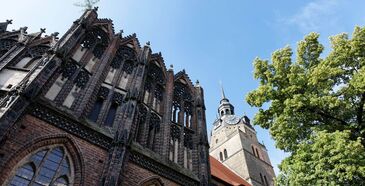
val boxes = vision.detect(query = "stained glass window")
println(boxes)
[8,146,72,186]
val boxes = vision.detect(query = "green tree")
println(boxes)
[277,130,365,185]
[74,0,100,10]
[246,26,365,185]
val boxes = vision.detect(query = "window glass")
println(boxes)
[9,146,72,186]
[9,163,34,186]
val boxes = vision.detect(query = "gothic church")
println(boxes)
[0,8,210,186]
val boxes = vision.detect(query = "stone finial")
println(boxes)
[146,41,150,46]
[195,80,201,87]
[94,6,99,11]
[51,32,59,37]
[169,64,173,70]
[21,26,28,31]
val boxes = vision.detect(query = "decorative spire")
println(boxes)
[220,81,226,100]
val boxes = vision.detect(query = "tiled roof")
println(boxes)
[210,156,251,186]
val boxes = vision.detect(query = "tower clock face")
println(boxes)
[225,115,240,125]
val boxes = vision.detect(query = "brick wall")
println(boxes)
[0,114,108,186]
[123,162,180,186]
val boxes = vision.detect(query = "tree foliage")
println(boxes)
[277,131,365,185]
[246,26,365,184]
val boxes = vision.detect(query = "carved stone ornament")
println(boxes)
[122,60,134,74]
[184,128,194,149]
[148,63,164,84]
[28,45,50,58]
[98,86,110,99]
[0,39,16,56]
[110,55,122,69]
[154,85,163,101]
[30,104,112,149]
[116,45,136,61]
[138,105,147,123]
[80,27,109,59]
[170,124,181,140]
[112,92,124,105]
[61,62,77,80]
[149,113,160,131]
[74,70,90,89]
[173,82,192,102]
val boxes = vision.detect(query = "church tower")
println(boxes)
[209,87,275,186]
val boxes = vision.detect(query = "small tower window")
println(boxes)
[215,139,218,144]
[225,109,230,115]
[252,146,256,156]
[264,175,269,186]
[219,152,223,161]
[260,173,264,185]
[255,148,260,159]
[224,149,228,159]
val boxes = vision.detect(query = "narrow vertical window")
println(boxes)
[105,103,118,127]
[88,98,104,122]
[252,146,256,156]
[219,152,223,161]
[260,173,264,185]
[256,148,260,159]
[224,149,228,159]
[264,175,269,186]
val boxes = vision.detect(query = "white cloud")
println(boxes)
[285,0,343,33]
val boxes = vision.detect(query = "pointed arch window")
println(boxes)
[144,62,165,113]
[8,146,72,186]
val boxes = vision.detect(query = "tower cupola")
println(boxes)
[218,85,234,117]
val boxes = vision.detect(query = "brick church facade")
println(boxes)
[0,8,210,186]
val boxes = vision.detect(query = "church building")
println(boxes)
[0,8,210,185]
[209,88,275,186]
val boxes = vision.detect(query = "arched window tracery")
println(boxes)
[107,46,136,88]
[87,86,124,127]
[170,81,194,168]
[135,106,148,143]
[172,82,193,128]
[147,112,161,150]
[143,62,165,113]
[8,146,73,186]
[80,27,109,59]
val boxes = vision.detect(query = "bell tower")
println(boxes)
[210,87,275,186]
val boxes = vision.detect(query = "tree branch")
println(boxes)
[357,92,365,128]
[308,107,348,127]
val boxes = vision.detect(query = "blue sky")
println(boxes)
[2,0,365,175]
